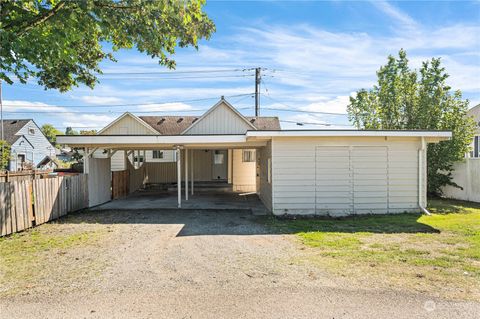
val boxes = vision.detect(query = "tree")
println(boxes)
[1,0,215,91]
[41,123,62,147]
[80,129,97,135]
[347,49,476,195]
[65,127,79,135]
[0,140,11,170]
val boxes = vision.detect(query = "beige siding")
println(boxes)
[232,149,256,192]
[184,102,253,135]
[257,142,272,211]
[442,158,480,202]
[111,151,126,171]
[272,137,423,216]
[100,114,156,135]
[87,158,111,207]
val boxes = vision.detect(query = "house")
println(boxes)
[57,98,451,215]
[2,119,56,171]
[441,104,480,202]
[467,104,479,158]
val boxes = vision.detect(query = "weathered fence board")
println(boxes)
[1,175,88,237]
[112,170,129,199]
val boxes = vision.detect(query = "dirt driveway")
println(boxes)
[1,210,479,318]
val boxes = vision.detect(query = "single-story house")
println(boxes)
[2,119,57,171]
[57,98,451,216]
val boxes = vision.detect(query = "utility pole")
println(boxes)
[255,67,261,117]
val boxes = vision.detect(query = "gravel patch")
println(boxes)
[1,209,479,318]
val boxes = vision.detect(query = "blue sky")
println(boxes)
[3,0,480,131]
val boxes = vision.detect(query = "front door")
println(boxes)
[212,150,228,180]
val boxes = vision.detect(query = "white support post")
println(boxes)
[185,148,189,200]
[84,147,89,174]
[191,149,194,195]
[177,147,182,208]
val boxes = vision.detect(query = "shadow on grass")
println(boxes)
[268,213,440,234]
[427,197,480,215]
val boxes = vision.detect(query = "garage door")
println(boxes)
[352,146,388,214]
[315,146,352,215]
[315,146,388,215]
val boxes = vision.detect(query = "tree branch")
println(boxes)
[5,1,67,36]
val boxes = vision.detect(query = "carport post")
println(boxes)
[176,147,182,208]
[191,150,194,195]
[185,148,189,200]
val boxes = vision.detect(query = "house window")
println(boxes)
[242,150,256,162]
[474,136,479,158]
[134,155,144,163]
[152,150,164,159]
[28,128,35,135]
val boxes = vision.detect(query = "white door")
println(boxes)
[212,150,228,180]
[315,146,352,215]
[352,146,388,214]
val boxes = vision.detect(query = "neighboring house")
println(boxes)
[2,119,56,171]
[58,98,450,214]
[467,104,480,158]
[442,104,480,202]
[56,147,75,162]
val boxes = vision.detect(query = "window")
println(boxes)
[152,150,164,159]
[133,155,144,163]
[28,128,35,135]
[474,136,479,158]
[242,150,255,162]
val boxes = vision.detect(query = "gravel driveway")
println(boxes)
[1,210,479,318]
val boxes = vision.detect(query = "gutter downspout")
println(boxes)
[419,137,431,215]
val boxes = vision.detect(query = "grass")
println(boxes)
[269,198,480,301]
[0,221,108,296]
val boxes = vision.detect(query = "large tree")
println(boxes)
[41,123,62,147]
[0,0,215,91]
[347,49,475,195]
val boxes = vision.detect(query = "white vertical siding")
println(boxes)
[184,102,253,135]
[257,142,272,211]
[100,114,155,135]
[87,158,111,207]
[272,137,423,216]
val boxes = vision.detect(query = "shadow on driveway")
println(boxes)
[57,209,440,236]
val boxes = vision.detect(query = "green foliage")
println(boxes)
[0,140,11,170]
[347,49,476,195]
[65,127,78,135]
[41,123,62,147]
[0,0,215,91]
[80,129,97,135]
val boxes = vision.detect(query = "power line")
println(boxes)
[2,107,252,115]
[3,93,254,108]
[279,120,352,127]
[96,74,255,80]
[262,95,348,116]
[99,68,254,75]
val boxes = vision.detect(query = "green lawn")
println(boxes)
[269,198,480,301]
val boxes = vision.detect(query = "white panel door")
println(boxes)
[315,146,352,215]
[352,146,388,214]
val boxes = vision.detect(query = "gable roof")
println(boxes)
[98,112,159,135]
[182,99,257,134]
[139,115,280,135]
[1,119,32,144]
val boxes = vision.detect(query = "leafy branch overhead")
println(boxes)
[347,49,476,195]
[0,0,215,91]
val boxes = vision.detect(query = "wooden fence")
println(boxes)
[0,170,52,183]
[0,175,88,237]
[112,170,129,199]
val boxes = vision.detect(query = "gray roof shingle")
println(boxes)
[1,119,31,144]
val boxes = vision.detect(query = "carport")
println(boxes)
[57,134,271,211]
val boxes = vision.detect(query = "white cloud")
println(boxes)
[370,0,419,31]
[79,96,124,105]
